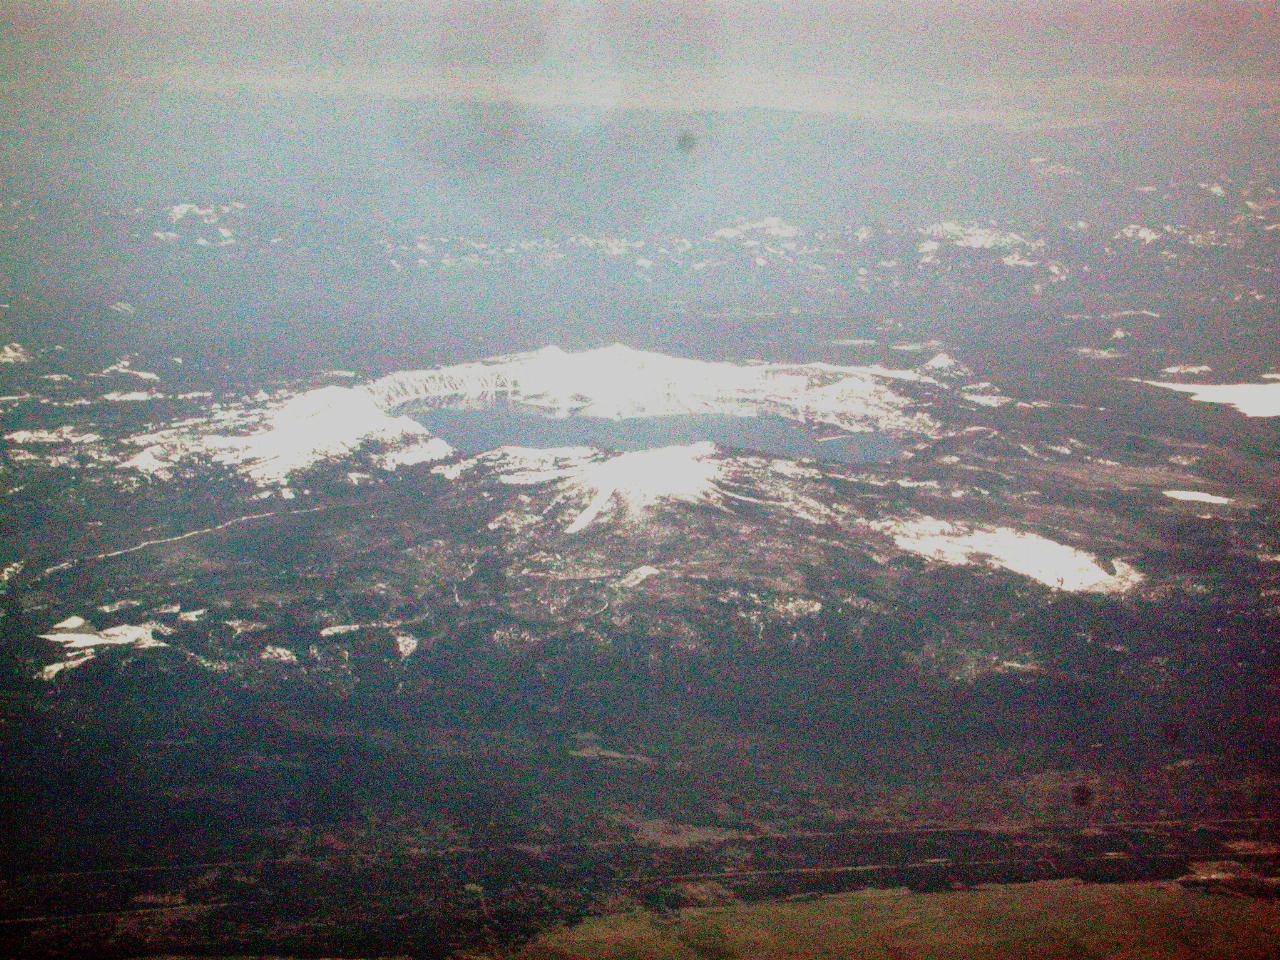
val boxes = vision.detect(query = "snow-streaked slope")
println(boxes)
[196,388,451,484]
[126,386,452,484]
[438,440,851,535]
[512,442,724,533]
[439,442,726,533]
[441,440,1145,594]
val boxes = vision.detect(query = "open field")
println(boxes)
[476,880,1280,960]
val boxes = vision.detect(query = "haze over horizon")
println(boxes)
[4,1,1280,128]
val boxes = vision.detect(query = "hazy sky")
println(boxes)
[4,1,1279,126]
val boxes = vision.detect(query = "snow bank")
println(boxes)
[875,518,1143,593]
[125,385,452,484]
[1164,490,1234,505]
[1142,377,1280,417]
[38,619,170,679]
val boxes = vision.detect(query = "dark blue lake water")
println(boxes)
[409,406,897,463]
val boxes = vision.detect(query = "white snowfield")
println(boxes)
[127,385,453,484]
[196,387,452,484]
[367,344,937,433]
[619,565,662,588]
[38,617,170,680]
[1164,490,1234,505]
[1142,375,1280,417]
[873,518,1143,593]
[124,345,939,486]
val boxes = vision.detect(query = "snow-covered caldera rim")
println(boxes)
[119,343,975,491]
[100,345,1146,598]
[363,343,947,423]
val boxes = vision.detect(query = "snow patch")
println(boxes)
[875,518,1143,593]
[125,386,453,484]
[1164,490,1234,505]
[319,624,361,637]
[394,634,419,658]
[103,359,160,381]
[1116,225,1162,244]
[102,390,162,402]
[1141,378,1280,417]
[964,393,1013,408]
[6,426,101,444]
[618,565,661,588]
[923,352,961,372]
[920,222,1039,250]
[38,619,170,679]
[97,600,141,613]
